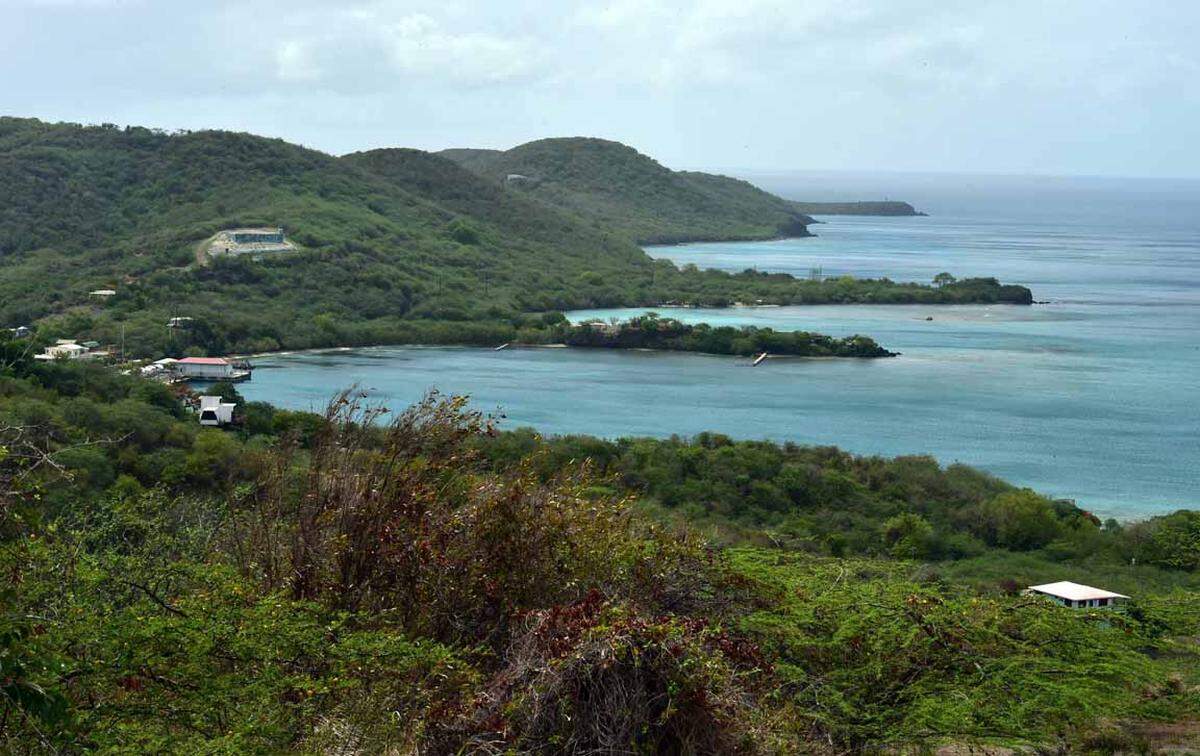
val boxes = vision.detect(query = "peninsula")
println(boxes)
[558,314,895,358]
[790,200,927,216]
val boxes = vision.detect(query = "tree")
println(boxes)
[205,381,243,406]
[447,218,480,245]
[881,512,934,559]
[0,331,36,377]
[970,490,1060,550]
[1131,511,1200,571]
[933,272,957,288]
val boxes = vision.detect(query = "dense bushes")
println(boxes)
[730,549,1191,749]
[476,428,1200,594]
[3,371,1197,751]
[1124,510,1200,570]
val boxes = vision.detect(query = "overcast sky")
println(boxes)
[4,0,1198,178]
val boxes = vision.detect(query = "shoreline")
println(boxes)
[232,341,896,362]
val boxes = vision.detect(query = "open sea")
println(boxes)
[238,173,1200,520]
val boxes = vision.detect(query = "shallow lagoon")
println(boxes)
[242,182,1200,519]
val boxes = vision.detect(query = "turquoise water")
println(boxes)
[240,177,1200,519]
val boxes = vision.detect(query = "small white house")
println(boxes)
[176,357,234,380]
[198,395,237,427]
[1026,581,1129,609]
[34,341,89,361]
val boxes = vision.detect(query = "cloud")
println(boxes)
[569,0,984,92]
[257,4,546,91]
[2,0,1198,175]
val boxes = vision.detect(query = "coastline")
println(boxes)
[231,339,895,362]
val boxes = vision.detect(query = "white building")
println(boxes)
[175,357,234,380]
[34,341,89,361]
[1026,581,1129,609]
[198,395,237,426]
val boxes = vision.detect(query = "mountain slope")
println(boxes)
[0,119,1031,357]
[0,118,656,352]
[439,137,815,244]
[435,147,502,173]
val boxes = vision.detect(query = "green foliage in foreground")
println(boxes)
[1,118,1030,359]
[729,549,1198,749]
[479,428,1200,594]
[2,363,1197,752]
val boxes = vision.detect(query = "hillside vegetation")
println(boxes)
[1,118,1029,359]
[440,137,817,244]
[0,119,647,352]
[1,355,1197,753]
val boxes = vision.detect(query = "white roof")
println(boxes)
[1028,581,1128,601]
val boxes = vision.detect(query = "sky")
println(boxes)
[3,0,1199,178]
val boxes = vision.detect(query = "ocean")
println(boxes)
[238,173,1200,519]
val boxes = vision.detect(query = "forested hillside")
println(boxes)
[440,137,817,244]
[0,118,650,353]
[1,118,1030,358]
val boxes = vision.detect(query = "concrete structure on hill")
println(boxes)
[198,395,237,426]
[207,227,295,258]
[1025,581,1128,609]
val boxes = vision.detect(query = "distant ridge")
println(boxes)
[790,200,926,217]
[439,137,815,245]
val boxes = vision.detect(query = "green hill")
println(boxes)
[0,118,1030,357]
[440,137,816,244]
[435,147,502,171]
[0,119,660,353]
